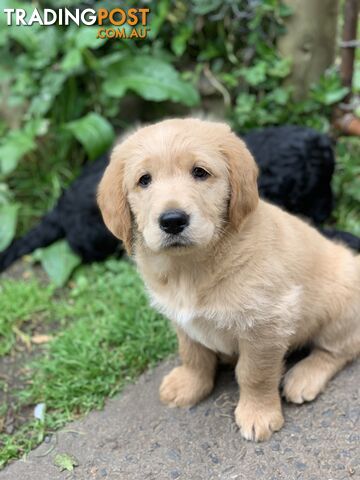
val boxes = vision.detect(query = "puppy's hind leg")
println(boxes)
[283,347,349,404]
[159,328,217,408]
[284,305,360,404]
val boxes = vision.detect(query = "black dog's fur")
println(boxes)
[0,126,359,273]
[247,126,335,223]
[0,155,121,272]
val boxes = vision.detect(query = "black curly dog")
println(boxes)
[0,126,359,273]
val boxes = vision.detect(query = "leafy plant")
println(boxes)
[0,203,18,251]
[332,138,360,236]
[34,240,82,287]
[54,453,79,472]
[0,0,200,256]
[65,113,116,160]
[103,55,200,105]
[0,0,353,284]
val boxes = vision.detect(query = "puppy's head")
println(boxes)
[98,118,258,255]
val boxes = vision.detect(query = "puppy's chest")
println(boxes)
[145,267,303,354]
[147,276,239,355]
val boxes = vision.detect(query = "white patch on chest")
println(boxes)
[148,282,303,355]
[149,290,238,355]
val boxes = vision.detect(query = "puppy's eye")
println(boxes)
[138,173,152,188]
[192,166,210,180]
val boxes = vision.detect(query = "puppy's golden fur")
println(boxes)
[98,118,360,441]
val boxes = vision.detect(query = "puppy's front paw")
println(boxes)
[235,399,284,442]
[159,366,214,408]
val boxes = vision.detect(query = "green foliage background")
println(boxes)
[1,1,355,248]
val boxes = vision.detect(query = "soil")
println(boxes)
[0,260,61,439]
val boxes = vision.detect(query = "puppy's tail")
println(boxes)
[0,209,64,273]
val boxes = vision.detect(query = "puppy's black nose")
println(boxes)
[159,209,189,235]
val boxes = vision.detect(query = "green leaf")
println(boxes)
[0,128,37,176]
[354,67,360,93]
[321,87,349,106]
[269,88,290,105]
[61,49,83,73]
[279,3,293,17]
[240,62,267,86]
[37,240,81,287]
[54,453,79,472]
[171,25,192,57]
[347,179,360,202]
[0,182,12,205]
[268,58,292,78]
[148,0,170,39]
[0,203,18,250]
[95,52,126,71]
[198,44,222,61]
[28,70,67,117]
[236,93,257,115]
[31,28,61,69]
[65,113,115,160]
[9,23,41,52]
[45,0,80,5]
[73,27,106,50]
[192,0,223,15]
[103,56,200,106]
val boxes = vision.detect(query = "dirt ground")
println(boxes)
[2,357,359,480]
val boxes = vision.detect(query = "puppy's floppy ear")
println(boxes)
[97,147,132,254]
[221,131,259,230]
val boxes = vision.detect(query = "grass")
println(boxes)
[0,260,176,467]
[0,280,54,356]
[0,137,359,469]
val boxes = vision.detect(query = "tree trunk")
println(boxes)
[340,0,359,102]
[278,0,340,100]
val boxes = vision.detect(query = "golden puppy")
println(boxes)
[98,118,360,441]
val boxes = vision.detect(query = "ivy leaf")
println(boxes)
[103,55,200,106]
[239,62,267,86]
[37,240,81,287]
[321,87,349,106]
[54,453,79,472]
[65,113,115,160]
[269,88,290,105]
[236,93,257,115]
[0,203,18,250]
[279,3,293,17]
[268,58,292,78]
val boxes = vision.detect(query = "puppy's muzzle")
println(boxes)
[159,209,190,235]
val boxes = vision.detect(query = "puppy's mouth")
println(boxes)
[161,235,193,249]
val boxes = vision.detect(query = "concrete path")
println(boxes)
[1,358,359,480]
